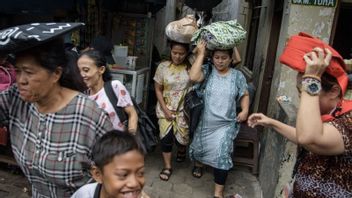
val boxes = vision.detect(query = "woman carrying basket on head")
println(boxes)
[188,20,250,198]
[155,16,198,181]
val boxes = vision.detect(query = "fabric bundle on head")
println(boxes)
[165,15,198,44]
[279,32,348,94]
[279,32,352,121]
[0,22,84,54]
[191,20,246,50]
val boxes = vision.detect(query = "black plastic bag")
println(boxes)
[104,81,158,152]
[183,64,212,139]
[183,89,203,139]
[131,99,158,153]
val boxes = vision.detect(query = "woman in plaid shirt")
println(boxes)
[0,34,114,197]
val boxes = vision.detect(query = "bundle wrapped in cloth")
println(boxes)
[165,15,198,44]
[191,20,247,50]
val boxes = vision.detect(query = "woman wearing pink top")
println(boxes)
[77,50,138,133]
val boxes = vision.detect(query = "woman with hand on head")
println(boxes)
[0,23,114,198]
[154,41,191,181]
[77,50,138,134]
[188,40,250,198]
[248,47,352,197]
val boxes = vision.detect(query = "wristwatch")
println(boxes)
[301,77,321,96]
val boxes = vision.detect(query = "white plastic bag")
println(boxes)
[165,15,198,44]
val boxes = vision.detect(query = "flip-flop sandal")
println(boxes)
[159,168,172,181]
[214,194,242,198]
[192,166,203,178]
[176,150,186,162]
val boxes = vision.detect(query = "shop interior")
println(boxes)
[332,0,352,62]
[0,0,166,115]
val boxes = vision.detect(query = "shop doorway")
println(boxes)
[244,0,262,72]
[256,0,284,115]
[331,1,352,59]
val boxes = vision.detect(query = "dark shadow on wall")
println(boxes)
[332,3,352,59]
[146,45,161,133]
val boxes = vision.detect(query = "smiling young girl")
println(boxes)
[77,50,138,133]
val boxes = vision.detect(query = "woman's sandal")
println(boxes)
[159,168,172,181]
[192,166,203,178]
[176,150,186,162]
[214,194,242,198]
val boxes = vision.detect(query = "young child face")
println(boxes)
[96,150,145,198]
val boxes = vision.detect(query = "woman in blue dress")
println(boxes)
[189,40,250,198]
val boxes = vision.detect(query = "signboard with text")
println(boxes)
[292,0,337,7]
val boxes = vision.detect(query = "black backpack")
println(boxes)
[104,81,158,152]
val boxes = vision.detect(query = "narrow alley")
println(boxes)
[0,147,262,198]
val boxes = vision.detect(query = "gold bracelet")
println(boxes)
[302,74,321,81]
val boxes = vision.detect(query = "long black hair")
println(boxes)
[78,49,112,82]
[65,50,88,92]
[321,72,341,96]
